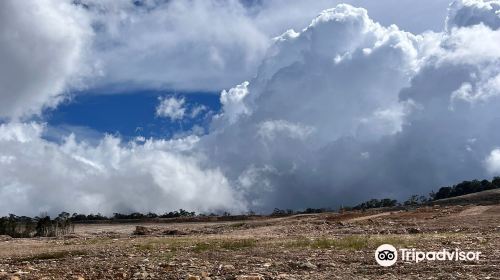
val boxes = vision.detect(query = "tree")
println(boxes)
[403,195,419,206]
[434,186,452,200]
[492,177,500,188]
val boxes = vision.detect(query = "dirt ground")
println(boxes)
[0,204,499,279]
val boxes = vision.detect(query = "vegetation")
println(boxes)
[345,177,500,210]
[0,212,73,238]
[16,250,86,262]
[70,208,198,222]
[193,238,257,252]
[431,178,500,200]
[352,198,398,210]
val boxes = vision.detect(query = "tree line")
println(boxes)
[431,177,500,200]
[70,209,199,221]
[0,212,73,238]
[343,177,500,211]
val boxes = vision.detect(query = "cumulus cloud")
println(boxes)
[0,0,455,120]
[198,0,500,210]
[156,96,186,120]
[79,0,269,91]
[0,0,92,120]
[0,122,245,216]
[484,148,500,174]
[72,0,453,92]
[218,81,251,124]
[257,120,315,142]
[446,0,500,30]
[156,96,211,122]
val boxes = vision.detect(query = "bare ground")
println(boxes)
[0,204,499,280]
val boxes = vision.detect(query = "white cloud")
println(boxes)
[257,120,314,142]
[0,122,245,216]
[0,0,92,120]
[485,148,500,174]
[72,0,453,92]
[156,96,186,120]
[156,96,211,121]
[190,105,208,118]
[81,0,269,91]
[446,0,500,30]
[218,81,251,124]
[0,0,456,116]
[198,0,500,210]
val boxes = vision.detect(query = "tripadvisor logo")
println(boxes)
[375,244,397,266]
[375,244,481,267]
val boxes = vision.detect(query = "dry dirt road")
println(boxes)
[0,204,499,279]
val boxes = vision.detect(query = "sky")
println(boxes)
[1,0,500,216]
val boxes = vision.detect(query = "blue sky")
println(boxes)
[43,91,221,141]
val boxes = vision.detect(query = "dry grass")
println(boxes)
[16,250,86,262]
[193,238,257,252]
[286,235,414,250]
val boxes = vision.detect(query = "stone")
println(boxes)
[407,227,422,234]
[222,264,235,271]
[133,226,151,235]
[299,261,317,269]
[0,235,12,241]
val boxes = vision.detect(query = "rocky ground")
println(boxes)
[0,204,499,279]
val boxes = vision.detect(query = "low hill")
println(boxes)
[431,188,500,205]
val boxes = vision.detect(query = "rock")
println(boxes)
[133,226,151,235]
[407,227,422,234]
[299,261,317,270]
[133,272,150,279]
[0,235,12,241]
[186,275,201,280]
[222,264,235,271]
[236,275,265,280]
[114,272,127,278]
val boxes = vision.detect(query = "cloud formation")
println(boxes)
[1,0,500,215]
[485,148,500,174]
[200,0,500,210]
[0,122,245,216]
[156,96,186,120]
[0,0,454,119]
[70,0,454,92]
[0,0,91,120]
